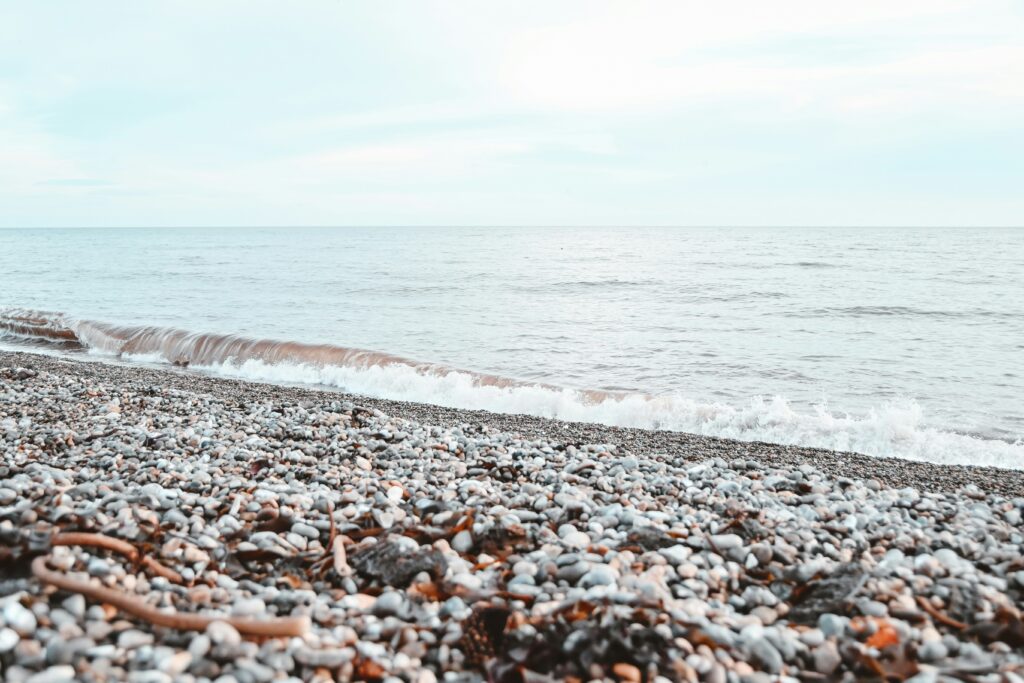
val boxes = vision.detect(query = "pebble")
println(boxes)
[562,530,591,549]
[118,629,155,649]
[818,613,848,637]
[291,522,319,540]
[580,566,616,588]
[748,638,783,673]
[451,529,473,554]
[25,666,76,683]
[710,534,744,551]
[0,627,19,653]
[1,355,1023,682]
[919,641,948,662]
[813,642,842,674]
[374,591,404,616]
[187,634,212,659]
[206,621,242,647]
[3,601,37,636]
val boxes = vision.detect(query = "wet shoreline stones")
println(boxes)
[0,353,1022,681]
[3,349,1022,499]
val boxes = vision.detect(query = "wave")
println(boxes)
[790,261,843,268]
[790,306,1018,320]
[2,308,1022,470]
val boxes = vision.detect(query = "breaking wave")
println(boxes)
[2,308,1021,470]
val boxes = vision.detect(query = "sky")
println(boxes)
[1,1,1022,227]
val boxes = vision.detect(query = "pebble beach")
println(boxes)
[1,350,1023,683]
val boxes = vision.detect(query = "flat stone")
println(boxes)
[451,529,473,554]
[813,641,841,674]
[0,627,19,653]
[25,666,76,683]
[206,621,241,646]
[291,522,320,540]
[579,566,616,588]
[118,629,155,649]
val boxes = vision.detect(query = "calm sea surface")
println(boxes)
[1,227,1022,468]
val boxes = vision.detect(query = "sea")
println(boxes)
[1,226,1021,469]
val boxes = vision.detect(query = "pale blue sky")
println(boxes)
[2,1,1022,227]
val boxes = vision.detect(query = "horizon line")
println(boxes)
[3,224,1023,230]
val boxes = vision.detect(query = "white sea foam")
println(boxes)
[6,304,1022,470]
[186,356,1024,470]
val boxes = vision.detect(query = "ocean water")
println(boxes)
[1,226,1022,469]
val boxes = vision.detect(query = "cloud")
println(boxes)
[497,1,1024,116]
[0,1,1021,226]
[36,178,113,187]
[0,99,80,191]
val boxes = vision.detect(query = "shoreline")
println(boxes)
[1,349,1023,680]
[3,349,1022,498]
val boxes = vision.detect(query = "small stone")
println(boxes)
[118,629,155,649]
[751,606,778,625]
[87,558,111,577]
[562,531,591,549]
[612,662,642,682]
[127,673,171,683]
[372,509,395,529]
[2,601,37,636]
[374,590,404,616]
[61,595,86,620]
[291,522,320,540]
[799,628,825,647]
[709,534,744,551]
[206,621,241,646]
[818,613,848,637]
[451,530,473,554]
[160,651,193,676]
[861,600,888,617]
[678,563,699,579]
[556,561,590,583]
[580,566,616,588]
[0,627,19,653]
[25,666,76,683]
[919,640,948,662]
[814,641,841,674]
[450,572,482,591]
[231,598,265,617]
[188,634,211,659]
[294,647,354,668]
[749,543,773,566]
[660,545,689,565]
[748,638,783,673]
[512,561,537,576]
[440,596,467,618]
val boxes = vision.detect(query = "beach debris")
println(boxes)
[788,562,868,623]
[348,535,448,587]
[459,605,511,668]
[31,555,311,638]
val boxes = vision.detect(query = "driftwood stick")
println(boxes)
[915,595,967,630]
[52,532,185,585]
[33,535,311,638]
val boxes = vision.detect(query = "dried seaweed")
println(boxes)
[459,605,511,667]
[489,606,671,682]
[348,536,447,588]
[788,563,867,624]
[621,528,678,552]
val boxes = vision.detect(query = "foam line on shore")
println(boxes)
[186,356,1024,470]
[3,307,1022,470]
